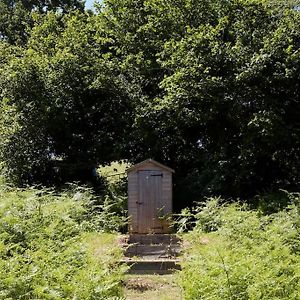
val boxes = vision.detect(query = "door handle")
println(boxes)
[136,201,143,205]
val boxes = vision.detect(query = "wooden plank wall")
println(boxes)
[127,162,173,233]
[128,172,138,232]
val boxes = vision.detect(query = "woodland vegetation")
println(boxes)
[0,180,125,299]
[180,193,300,299]
[1,0,300,299]
[1,0,299,206]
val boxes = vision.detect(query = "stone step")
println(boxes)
[121,259,181,275]
[127,234,181,245]
[124,244,181,258]
[119,234,182,275]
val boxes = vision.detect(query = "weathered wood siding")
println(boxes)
[127,161,173,234]
[128,172,138,233]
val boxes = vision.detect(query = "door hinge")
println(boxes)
[150,174,163,177]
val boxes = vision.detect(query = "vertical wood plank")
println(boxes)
[128,161,173,234]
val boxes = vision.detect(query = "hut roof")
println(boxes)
[126,159,175,173]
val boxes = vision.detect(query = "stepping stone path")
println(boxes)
[119,234,182,275]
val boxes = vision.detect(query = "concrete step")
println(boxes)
[121,259,181,275]
[127,234,181,245]
[124,244,181,258]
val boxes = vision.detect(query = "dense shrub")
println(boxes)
[96,161,129,233]
[180,194,300,300]
[0,183,125,299]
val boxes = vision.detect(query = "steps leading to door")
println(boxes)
[124,244,181,257]
[122,259,181,275]
[126,234,181,245]
[120,234,182,275]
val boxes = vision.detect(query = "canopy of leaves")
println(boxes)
[0,0,84,45]
[1,12,136,184]
[0,0,299,202]
[97,0,300,201]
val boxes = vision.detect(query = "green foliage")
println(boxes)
[0,184,125,299]
[0,12,135,185]
[0,0,300,202]
[179,195,300,299]
[155,0,300,198]
[255,191,290,214]
[0,0,84,46]
[94,190,128,233]
[173,207,194,233]
[103,0,300,199]
[96,162,129,232]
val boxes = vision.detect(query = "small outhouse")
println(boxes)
[127,159,174,234]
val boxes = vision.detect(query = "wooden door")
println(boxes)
[137,170,164,233]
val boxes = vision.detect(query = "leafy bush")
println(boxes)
[0,184,126,299]
[180,195,300,300]
[95,162,129,233]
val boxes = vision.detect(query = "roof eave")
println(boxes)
[126,159,175,173]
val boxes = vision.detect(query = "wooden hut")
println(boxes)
[127,159,174,234]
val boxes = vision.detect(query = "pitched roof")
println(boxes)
[126,159,175,173]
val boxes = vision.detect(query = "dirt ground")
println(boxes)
[123,274,182,300]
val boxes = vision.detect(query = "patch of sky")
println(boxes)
[294,5,300,11]
[85,0,94,9]
[85,0,102,10]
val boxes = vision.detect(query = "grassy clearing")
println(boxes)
[124,274,182,300]
[179,196,300,300]
[0,185,125,299]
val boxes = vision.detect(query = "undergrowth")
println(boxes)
[0,183,126,300]
[96,161,129,233]
[179,194,300,300]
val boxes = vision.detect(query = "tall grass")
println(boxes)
[179,194,300,300]
[0,184,125,299]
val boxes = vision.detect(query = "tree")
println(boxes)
[154,1,300,197]
[99,0,300,200]
[0,12,136,185]
[0,0,84,45]
[1,0,300,201]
